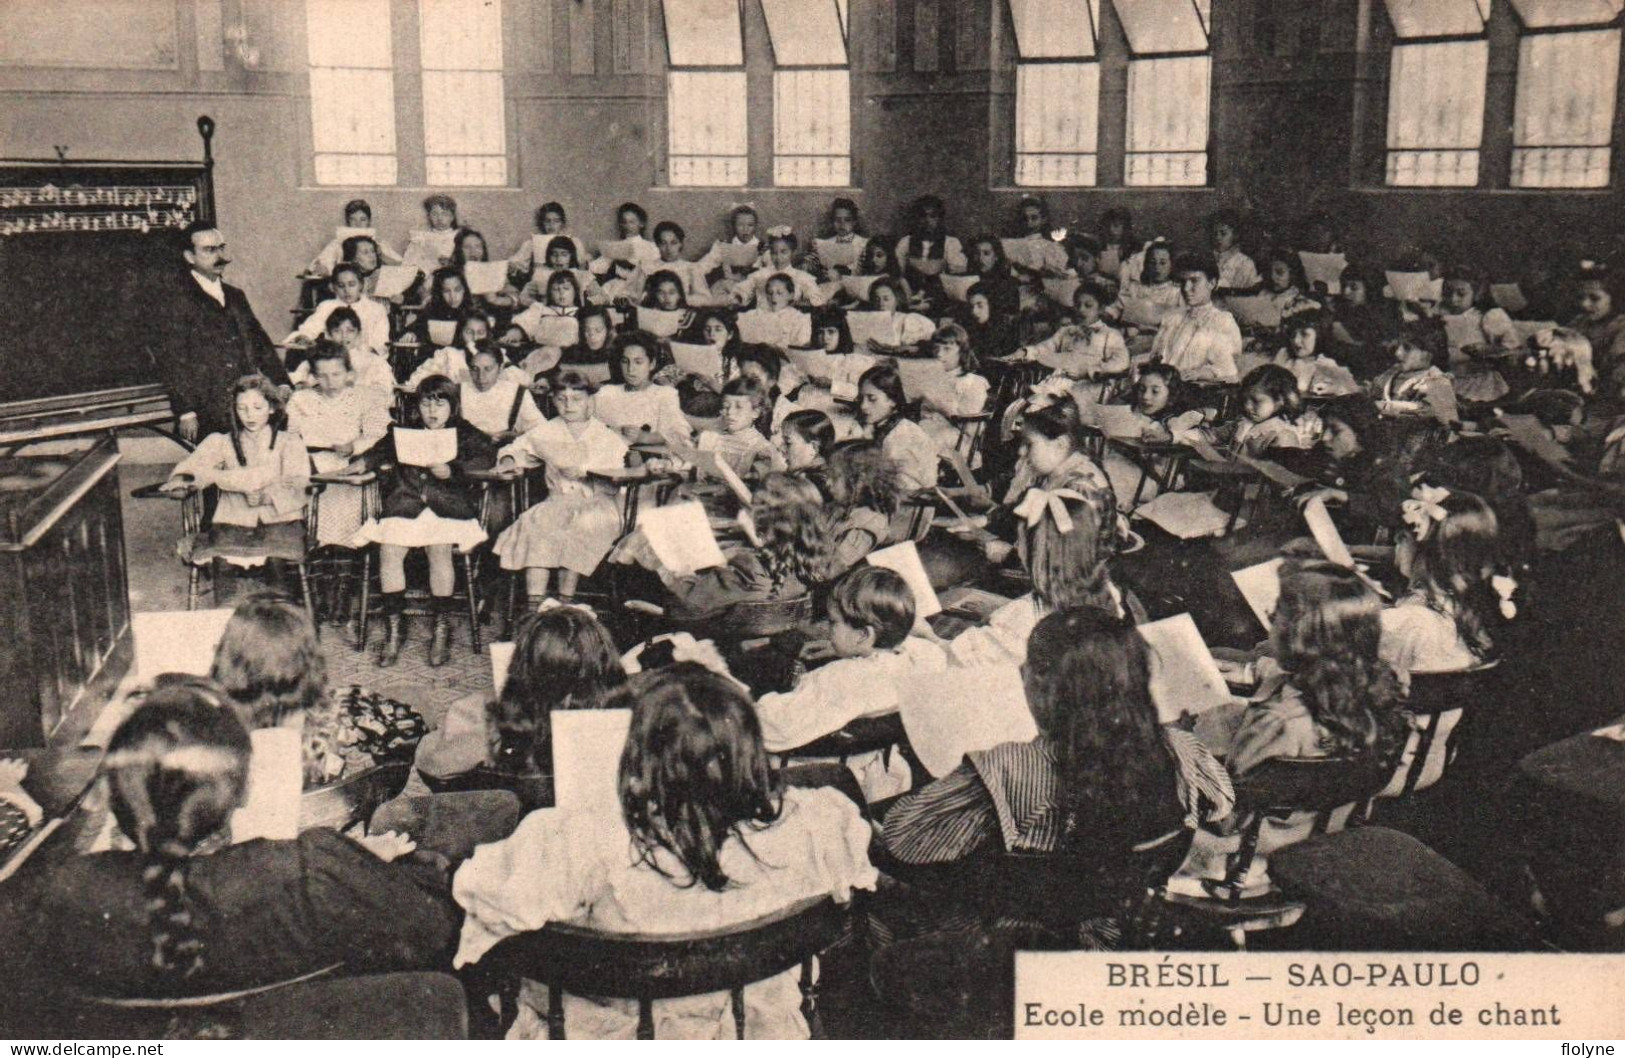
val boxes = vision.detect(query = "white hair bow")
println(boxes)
[765,224,794,240]
[1491,574,1518,620]
[1012,487,1087,535]
[103,745,242,778]
[1401,483,1451,541]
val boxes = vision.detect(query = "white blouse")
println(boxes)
[459,379,545,439]
[289,296,392,354]
[592,383,693,444]
[1151,303,1244,383]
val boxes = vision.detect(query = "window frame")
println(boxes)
[1507,5,1625,189]
[1007,0,1104,188]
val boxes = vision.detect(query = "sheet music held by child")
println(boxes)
[669,341,724,379]
[1302,495,1356,568]
[1231,557,1286,630]
[636,501,727,575]
[393,427,460,467]
[373,264,422,300]
[898,664,1035,779]
[842,275,880,301]
[531,315,581,349]
[814,237,861,272]
[1134,490,1233,539]
[1298,252,1347,295]
[1001,238,1065,273]
[719,241,761,271]
[489,640,516,696]
[463,261,511,296]
[638,308,687,338]
[867,541,942,618]
[229,726,302,843]
[551,709,633,813]
[940,274,979,302]
[844,311,893,349]
[1043,276,1081,307]
[1385,270,1436,303]
[1491,283,1528,314]
[1094,403,1145,439]
[1222,294,1284,330]
[1137,614,1233,725]
[426,319,459,347]
[1120,298,1174,331]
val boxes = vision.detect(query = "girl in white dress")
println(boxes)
[286,343,392,545]
[493,370,631,607]
[592,331,693,445]
[286,263,392,355]
[737,274,813,349]
[917,322,990,458]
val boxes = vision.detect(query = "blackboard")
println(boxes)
[0,152,214,405]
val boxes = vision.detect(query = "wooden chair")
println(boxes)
[668,594,815,643]
[1109,437,1193,512]
[468,895,852,1039]
[948,411,992,465]
[776,712,926,788]
[306,469,383,628]
[1161,756,1389,948]
[298,761,411,834]
[1374,661,1499,802]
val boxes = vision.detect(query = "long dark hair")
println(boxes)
[826,438,901,517]
[103,681,252,980]
[1405,489,1508,661]
[1023,608,1178,847]
[617,664,782,891]
[209,594,326,731]
[226,374,286,466]
[488,607,627,776]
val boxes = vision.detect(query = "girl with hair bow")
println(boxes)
[1382,483,1518,679]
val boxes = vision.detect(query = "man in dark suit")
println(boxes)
[150,220,290,442]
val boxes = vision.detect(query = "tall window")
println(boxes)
[1510,0,1623,188]
[1010,0,1102,187]
[306,0,397,186]
[419,0,507,186]
[1383,0,1491,186]
[1118,0,1213,186]
[663,0,748,187]
[763,0,851,186]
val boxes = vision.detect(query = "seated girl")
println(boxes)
[1198,363,1312,457]
[459,343,545,443]
[1090,364,1205,511]
[634,268,696,337]
[1208,208,1261,295]
[509,202,590,286]
[858,362,939,493]
[587,201,662,277]
[554,304,618,385]
[25,683,458,1003]
[1150,251,1242,383]
[672,309,745,416]
[1330,268,1404,378]
[696,376,782,479]
[286,262,392,355]
[166,375,310,570]
[352,376,497,667]
[824,438,901,572]
[1569,261,1625,391]
[415,606,628,808]
[411,266,480,349]
[405,315,493,390]
[805,197,868,287]
[340,233,389,299]
[962,235,1023,320]
[1381,485,1513,678]
[1259,248,1323,325]
[963,281,1022,361]
[917,322,991,457]
[1015,279,1129,406]
[306,197,401,276]
[450,227,520,316]
[849,237,913,309]
[697,204,767,302]
[755,566,946,797]
[291,306,395,395]
[1273,312,1360,396]
[506,268,584,350]
[592,330,692,445]
[633,473,833,624]
[734,343,802,440]
[517,235,601,308]
[1437,265,1518,405]
[493,370,630,608]
[649,220,713,307]
[452,663,876,1039]
[780,408,837,480]
[1281,394,1436,543]
[856,277,936,355]
[737,273,813,349]
[286,343,392,545]
[211,595,426,793]
[1369,324,1460,426]
[731,228,825,308]
[1115,237,1182,317]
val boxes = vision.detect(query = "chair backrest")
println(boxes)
[298,762,411,833]
[1376,660,1499,799]
[678,595,813,640]
[779,711,907,761]
[61,965,339,1039]
[1235,756,1388,819]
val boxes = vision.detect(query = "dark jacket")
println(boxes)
[364,419,497,521]
[149,271,289,434]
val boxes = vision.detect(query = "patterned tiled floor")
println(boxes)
[120,463,491,733]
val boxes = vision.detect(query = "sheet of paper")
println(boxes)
[894,357,946,404]
[940,274,979,302]
[636,500,727,574]
[489,640,515,696]
[1138,613,1233,725]
[1134,490,1232,539]
[1385,270,1436,303]
[843,311,895,349]
[1444,314,1486,351]
[1222,294,1283,329]
[131,608,234,683]
[637,307,687,338]
[426,319,459,347]
[393,427,459,467]
[814,237,861,271]
[1298,252,1347,295]
[667,342,722,382]
[530,315,581,349]
[1002,237,1066,273]
[1302,496,1355,568]
[1095,403,1144,439]
[1491,283,1527,314]
[597,237,641,265]
[230,726,302,843]
[937,585,1013,622]
[1231,557,1286,630]
[372,264,421,299]
[1120,298,1174,331]
[463,260,511,296]
[1043,276,1081,307]
[842,275,880,301]
[899,665,1035,779]
[867,541,942,618]
[406,229,456,268]
[719,241,761,271]
[689,448,752,505]
[551,709,633,813]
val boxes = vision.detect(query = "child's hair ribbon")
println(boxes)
[1401,483,1451,541]
[1013,487,1087,535]
[1491,573,1518,620]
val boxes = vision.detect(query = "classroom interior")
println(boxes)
[2,0,1624,1041]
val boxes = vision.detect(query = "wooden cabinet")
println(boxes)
[0,435,132,747]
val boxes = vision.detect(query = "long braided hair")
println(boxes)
[102,680,251,981]
[225,374,287,467]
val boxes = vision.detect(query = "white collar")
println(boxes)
[192,270,226,305]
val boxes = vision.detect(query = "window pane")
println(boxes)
[1509,0,1619,28]
[424,70,506,184]
[309,67,397,153]
[1125,55,1209,186]
[420,0,503,70]
[1386,39,1486,185]
[762,0,846,65]
[662,0,744,66]
[315,154,398,185]
[1383,0,1489,38]
[1113,0,1208,54]
[774,69,850,186]
[306,0,392,68]
[669,70,747,186]
[1512,28,1618,187]
[1009,0,1100,58]
[1016,61,1099,186]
